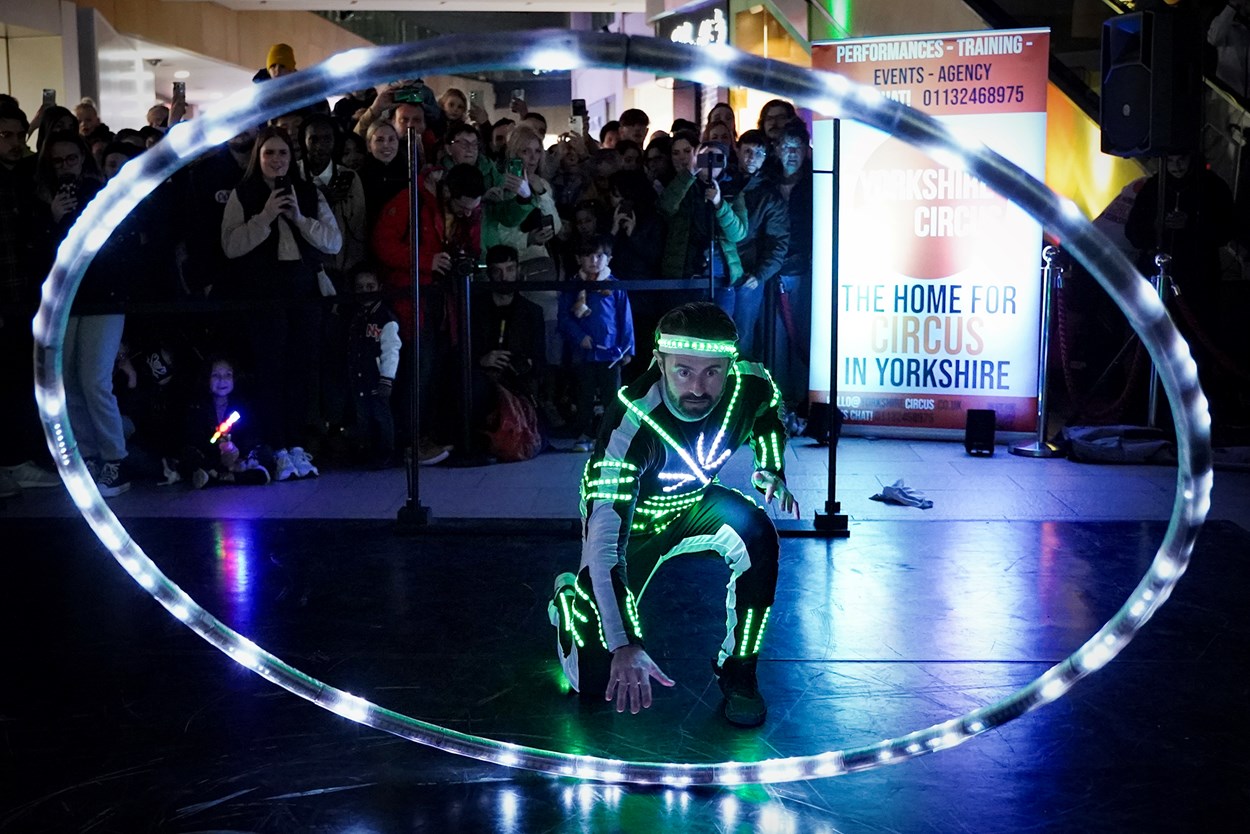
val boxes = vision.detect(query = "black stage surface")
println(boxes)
[2,517,1248,832]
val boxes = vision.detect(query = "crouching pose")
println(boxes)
[549,302,798,727]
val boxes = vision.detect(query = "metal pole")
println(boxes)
[1012,245,1063,457]
[814,117,848,536]
[397,126,429,526]
[1146,252,1172,429]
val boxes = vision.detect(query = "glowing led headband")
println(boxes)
[656,333,739,357]
[33,30,1211,787]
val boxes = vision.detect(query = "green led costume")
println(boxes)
[550,353,787,696]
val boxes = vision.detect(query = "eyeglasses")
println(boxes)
[52,153,82,167]
[450,139,479,148]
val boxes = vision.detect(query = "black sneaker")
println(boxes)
[715,656,767,728]
[96,460,131,498]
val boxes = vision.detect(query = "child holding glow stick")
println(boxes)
[171,357,273,488]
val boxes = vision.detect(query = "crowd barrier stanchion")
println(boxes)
[398,126,430,526]
[1146,252,1172,430]
[1012,245,1065,458]
[814,117,849,536]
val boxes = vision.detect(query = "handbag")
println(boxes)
[486,383,544,462]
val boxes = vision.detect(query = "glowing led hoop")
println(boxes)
[34,30,1211,786]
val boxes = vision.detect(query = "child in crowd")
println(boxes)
[558,235,634,452]
[347,267,401,467]
[171,357,273,488]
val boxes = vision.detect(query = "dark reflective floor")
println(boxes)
[3,518,1248,832]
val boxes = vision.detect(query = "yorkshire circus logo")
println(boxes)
[853,138,1008,280]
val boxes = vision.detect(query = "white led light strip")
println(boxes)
[32,31,1212,785]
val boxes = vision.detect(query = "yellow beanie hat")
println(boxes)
[266,43,296,71]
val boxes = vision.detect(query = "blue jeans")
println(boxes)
[64,314,127,462]
[715,279,766,360]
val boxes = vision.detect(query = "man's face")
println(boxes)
[738,142,767,175]
[488,258,519,283]
[658,353,730,420]
[354,273,380,295]
[776,137,806,177]
[1165,155,1191,179]
[269,63,294,79]
[393,103,426,136]
[620,121,648,144]
[304,124,335,168]
[0,119,26,164]
[447,131,479,166]
[761,105,790,140]
[448,194,481,218]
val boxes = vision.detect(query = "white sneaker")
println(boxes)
[274,449,297,482]
[417,440,452,466]
[289,446,319,478]
[2,461,61,489]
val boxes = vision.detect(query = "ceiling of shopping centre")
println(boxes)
[196,1,645,11]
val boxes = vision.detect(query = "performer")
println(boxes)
[549,302,798,727]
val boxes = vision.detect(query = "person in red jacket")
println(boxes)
[371,163,485,462]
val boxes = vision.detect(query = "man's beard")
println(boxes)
[676,396,713,419]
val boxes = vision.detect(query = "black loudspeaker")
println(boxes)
[965,409,996,456]
[1100,10,1202,158]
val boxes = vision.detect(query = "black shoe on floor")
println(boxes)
[715,656,767,728]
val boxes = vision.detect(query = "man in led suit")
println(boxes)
[549,302,798,727]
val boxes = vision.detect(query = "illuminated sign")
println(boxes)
[811,28,1051,433]
[655,2,728,47]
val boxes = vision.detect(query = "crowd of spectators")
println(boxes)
[0,41,819,500]
[2,36,1245,501]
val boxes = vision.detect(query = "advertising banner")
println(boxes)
[810,29,1050,433]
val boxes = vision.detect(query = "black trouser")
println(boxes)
[560,484,779,696]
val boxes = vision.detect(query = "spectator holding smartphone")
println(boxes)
[221,126,342,476]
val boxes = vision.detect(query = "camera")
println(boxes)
[446,248,477,282]
[696,150,725,171]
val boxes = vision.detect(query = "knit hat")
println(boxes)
[266,43,296,71]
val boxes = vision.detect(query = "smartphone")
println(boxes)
[617,199,634,216]
[172,81,186,99]
[507,158,524,177]
[569,115,585,136]
[511,88,525,103]
[571,98,587,118]
[469,89,481,105]
[330,169,352,191]
[273,175,290,193]
[540,214,555,232]
[42,88,56,107]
